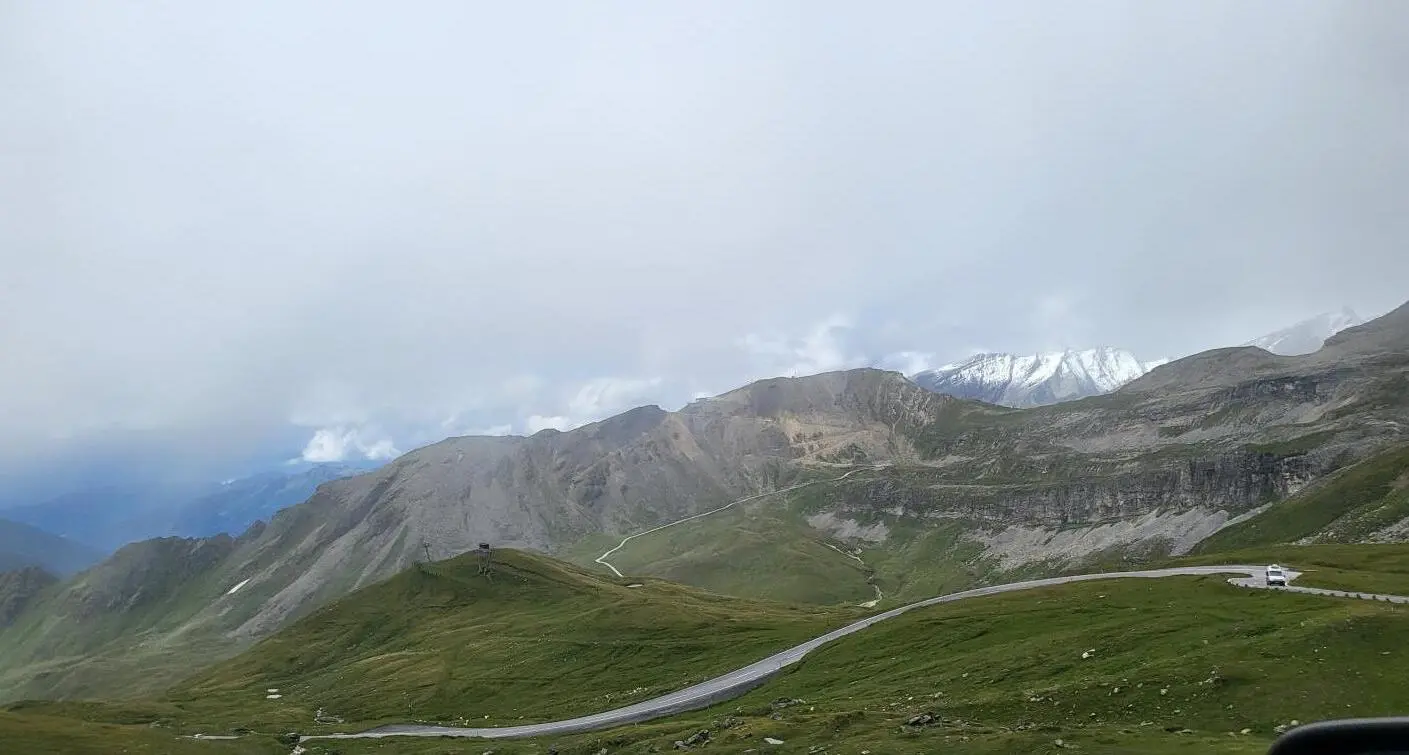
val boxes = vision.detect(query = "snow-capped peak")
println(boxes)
[1245,307,1364,356]
[913,347,1163,407]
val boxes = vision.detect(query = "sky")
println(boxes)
[3,1,1408,472]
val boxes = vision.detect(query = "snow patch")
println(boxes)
[265,694,282,700]
[1245,307,1364,355]
[972,508,1237,569]
[225,578,251,596]
[807,511,889,543]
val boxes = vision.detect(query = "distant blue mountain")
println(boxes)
[0,423,326,513]
[1,461,382,552]
[1,484,203,552]
[166,461,381,538]
[0,517,104,576]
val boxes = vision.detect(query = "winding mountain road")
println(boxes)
[306,565,1409,744]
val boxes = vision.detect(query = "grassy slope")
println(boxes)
[0,537,248,703]
[305,574,1409,755]
[584,468,995,607]
[0,708,281,755]
[600,495,877,605]
[16,547,1409,754]
[1196,443,1409,552]
[161,549,854,735]
[861,516,993,603]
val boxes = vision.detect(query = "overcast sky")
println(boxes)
[3,1,1407,470]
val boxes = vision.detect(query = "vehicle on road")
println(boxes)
[1266,564,1287,586]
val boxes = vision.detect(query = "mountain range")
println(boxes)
[165,461,384,540]
[0,307,1360,556]
[0,518,102,576]
[1,298,1407,702]
[910,347,1167,407]
[906,307,1363,407]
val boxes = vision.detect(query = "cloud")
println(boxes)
[567,377,663,418]
[525,415,572,434]
[1029,293,1093,352]
[440,420,514,438]
[298,427,401,463]
[740,315,867,378]
[878,350,935,376]
[2,3,1407,470]
[521,376,666,434]
[499,375,547,402]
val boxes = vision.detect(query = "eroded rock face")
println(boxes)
[971,509,1238,569]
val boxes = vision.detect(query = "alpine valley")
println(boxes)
[1,300,1407,714]
[0,302,1403,755]
[2,301,1409,712]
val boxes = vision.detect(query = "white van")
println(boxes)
[1266,564,1287,587]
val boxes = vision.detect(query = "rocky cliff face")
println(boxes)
[804,446,1330,574]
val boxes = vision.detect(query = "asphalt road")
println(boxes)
[307,564,1409,743]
